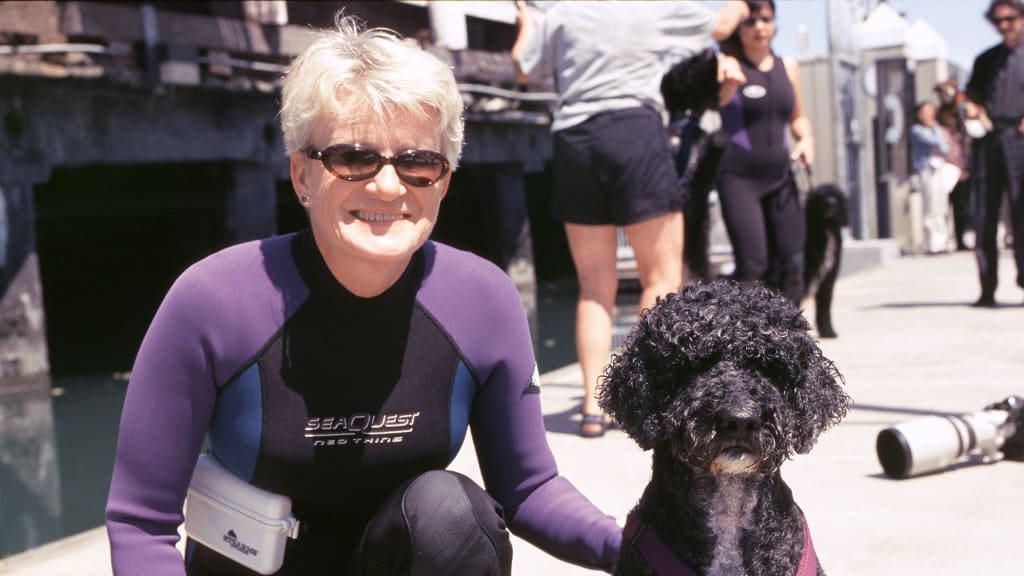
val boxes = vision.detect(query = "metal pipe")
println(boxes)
[0,43,112,55]
[456,83,557,103]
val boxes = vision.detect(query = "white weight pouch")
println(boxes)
[184,453,300,575]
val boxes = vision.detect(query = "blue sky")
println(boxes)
[709,0,1001,72]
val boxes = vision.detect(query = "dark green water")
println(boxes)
[0,375,126,558]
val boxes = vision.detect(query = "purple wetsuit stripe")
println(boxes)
[721,95,753,151]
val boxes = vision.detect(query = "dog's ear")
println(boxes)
[789,349,849,454]
[599,290,722,449]
[598,323,664,450]
[598,292,694,449]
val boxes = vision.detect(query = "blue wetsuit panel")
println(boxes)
[449,361,475,457]
[207,363,263,481]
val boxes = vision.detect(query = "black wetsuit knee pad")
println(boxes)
[354,470,513,576]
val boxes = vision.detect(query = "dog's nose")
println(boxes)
[717,409,762,436]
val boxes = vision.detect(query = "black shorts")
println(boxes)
[552,107,682,226]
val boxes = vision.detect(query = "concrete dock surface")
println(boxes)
[2,247,1023,575]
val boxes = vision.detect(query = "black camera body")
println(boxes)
[876,396,1024,479]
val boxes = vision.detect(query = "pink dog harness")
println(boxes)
[622,509,818,576]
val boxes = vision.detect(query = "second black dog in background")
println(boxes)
[803,183,848,339]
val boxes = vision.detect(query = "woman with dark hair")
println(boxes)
[715,0,815,304]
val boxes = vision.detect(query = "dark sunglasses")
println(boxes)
[305,144,450,187]
[743,14,775,26]
[991,14,1021,26]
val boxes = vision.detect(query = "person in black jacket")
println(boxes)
[964,0,1024,307]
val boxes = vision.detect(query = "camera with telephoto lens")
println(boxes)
[876,395,1024,479]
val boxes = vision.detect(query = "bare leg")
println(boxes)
[624,211,685,314]
[564,223,619,431]
[565,213,684,437]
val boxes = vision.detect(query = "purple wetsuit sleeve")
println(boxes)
[470,316,621,571]
[104,237,302,575]
[104,263,222,576]
[421,244,622,571]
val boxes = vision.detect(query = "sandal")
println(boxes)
[579,413,610,438]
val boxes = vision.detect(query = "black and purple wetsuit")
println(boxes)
[718,55,805,304]
[105,230,621,575]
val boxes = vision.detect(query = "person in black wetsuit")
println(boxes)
[715,0,815,305]
[964,0,1024,307]
[104,14,622,576]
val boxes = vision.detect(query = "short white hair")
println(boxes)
[280,14,465,170]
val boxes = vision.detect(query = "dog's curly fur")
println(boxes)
[600,280,849,576]
[661,47,720,120]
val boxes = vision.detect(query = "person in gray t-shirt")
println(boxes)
[512,1,747,437]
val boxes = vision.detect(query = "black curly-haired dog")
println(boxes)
[599,280,848,576]
[803,184,849,339]
[661,48,728,280]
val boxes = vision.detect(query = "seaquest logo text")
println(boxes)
[305,411,421,447]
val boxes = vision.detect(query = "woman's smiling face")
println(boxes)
[292,106,450,268]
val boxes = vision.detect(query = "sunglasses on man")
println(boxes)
[306,144,450,187]
[991,13,1021,26]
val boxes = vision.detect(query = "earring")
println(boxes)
[299,194,310,206]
